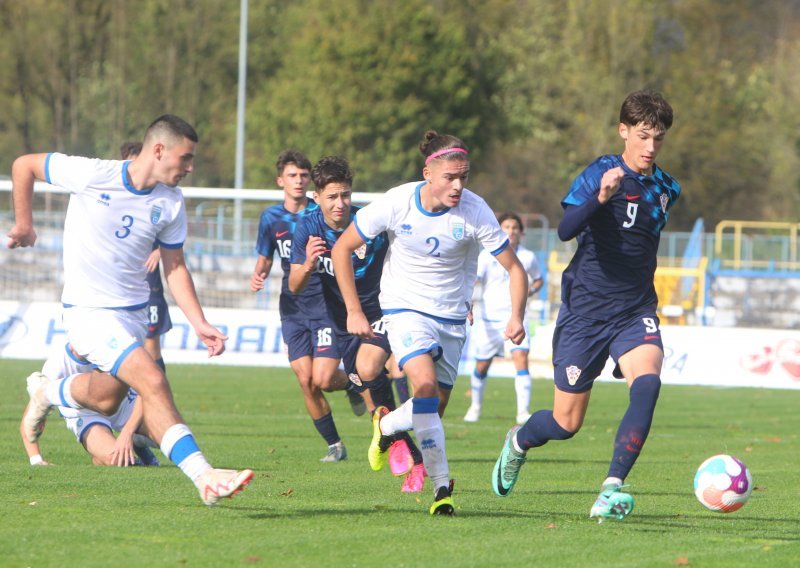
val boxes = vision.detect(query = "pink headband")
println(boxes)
[425,147,469,165]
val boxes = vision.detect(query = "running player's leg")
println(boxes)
[465,318,501,422]
[493,309,602,497]
[311,355,349,462]
[283,318,342,458]
[511,347,532,424]
[604,314,664,489]
[309,318,348,461]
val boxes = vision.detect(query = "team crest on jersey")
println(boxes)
[348,373,362,387]
[403,334,413,348]
[398,223,413,236]
[354,244,367,260]
[452,221,465,240]
[150,205,162,224]
[566,365,582,386]
[660,194,669,213]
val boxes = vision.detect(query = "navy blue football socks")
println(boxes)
[607,373,661,480]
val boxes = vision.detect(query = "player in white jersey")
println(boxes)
[332,130,529,515]
[465,212,544,425]
[20,342,160,467]
[7,114,253,505]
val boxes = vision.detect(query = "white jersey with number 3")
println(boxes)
[354,181,508,321]
[45,153,187,309]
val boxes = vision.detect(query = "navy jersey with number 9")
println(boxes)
[559,154,681,320]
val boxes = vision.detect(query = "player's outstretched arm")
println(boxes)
[7,153,49,249]
[495,247,528,345]
[161,247,228,357]
[250,255,272,292]
[331,225,374,339]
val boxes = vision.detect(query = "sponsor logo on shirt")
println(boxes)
[397,224,413,236]
[96,193,111,207]
[276,230,289,237]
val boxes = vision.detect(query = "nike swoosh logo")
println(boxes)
[626,194,641,200]
[644,335,659,340]
[494,457,511,496]
[317,346,331,352]
[276,230,289,237]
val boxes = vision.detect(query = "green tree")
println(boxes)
[246,0,500,191]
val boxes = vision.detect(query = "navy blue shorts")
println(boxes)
[281,316,341,362]
[146,295,173,338]
[552,307,663,393]
[335,318,391,379]
[145,268,172,338]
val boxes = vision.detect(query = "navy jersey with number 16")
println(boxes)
[255,199,326,318]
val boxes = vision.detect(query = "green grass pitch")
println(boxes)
[1,359,799,567]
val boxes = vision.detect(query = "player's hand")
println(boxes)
[598,166,624,204]
[110,433,136,467]
[504,318,526,345]
[196,321,228,357]
[347,310,375,339]
[144,248,161,272]
[467,308,474,326]
[305,236,327,265]
[6,224,37,248]
[250,271,266,292]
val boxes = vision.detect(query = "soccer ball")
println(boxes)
[693,454,753,513]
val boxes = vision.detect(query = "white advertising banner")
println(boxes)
[1,301,799,390]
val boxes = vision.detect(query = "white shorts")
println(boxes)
[62,306,148,375]
[59,389,138,443]
[471,317,531,361]
[384,311,466,390]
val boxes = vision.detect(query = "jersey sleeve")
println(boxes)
[255,210,275,257]
[290,215,311,265]
[472,199,508,256]
[354,194,393,242]
[44,153,102,194]
[155,194,188,248]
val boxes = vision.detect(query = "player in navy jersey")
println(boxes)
[250,150,359,463]
[492,90,680,521]
[289,156,425,491]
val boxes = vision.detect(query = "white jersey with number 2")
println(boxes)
[354,181,508,322]
[45,153,187,309]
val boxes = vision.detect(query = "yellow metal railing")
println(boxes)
[547,251,707,324]
[714,220,799,270]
